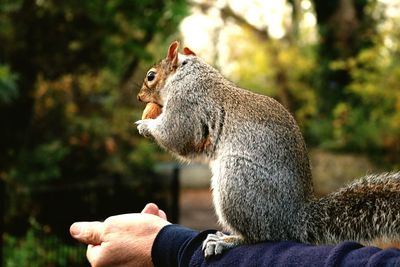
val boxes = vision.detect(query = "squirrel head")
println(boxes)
[137,41,196,106]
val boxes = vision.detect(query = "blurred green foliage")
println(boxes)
[4,219,86,267]
[1,0,187,193]
[329,32,400,162]
[0,0,187,264]
[307,0,400,165]
[0,64,18,103]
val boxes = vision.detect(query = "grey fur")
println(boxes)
[136,53,400,256]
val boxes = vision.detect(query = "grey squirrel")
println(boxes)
[136,41,400,257]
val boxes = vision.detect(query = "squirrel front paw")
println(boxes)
[202,232,243,258]
[135,119,154,139]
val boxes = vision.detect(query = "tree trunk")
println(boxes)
[312,0,371,113]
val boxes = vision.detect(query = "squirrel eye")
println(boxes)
[147,71,156,82]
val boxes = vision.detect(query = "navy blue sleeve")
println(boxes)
[151,224,216,267]
[151,225,400,267]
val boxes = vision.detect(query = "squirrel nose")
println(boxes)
[137,94,142,102]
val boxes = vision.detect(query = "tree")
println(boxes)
[194,1,317,128]
[310,0,400,164]
[312,0,375,113]
[0,0,187,237]
[0,0,186,174]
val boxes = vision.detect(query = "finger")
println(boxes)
[87,244,103,266]
[70,222,104,245]
[158,209,167,220]
[141,203,159,215]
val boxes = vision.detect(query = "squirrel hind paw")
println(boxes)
[202,232,243,258]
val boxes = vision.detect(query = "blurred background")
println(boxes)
[1,0,399,266]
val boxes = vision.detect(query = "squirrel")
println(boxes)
[136,41,400,258]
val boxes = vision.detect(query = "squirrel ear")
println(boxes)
[167,41,179,66]
[183,47,196,56]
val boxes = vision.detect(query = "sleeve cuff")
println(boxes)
[151,224,199,267]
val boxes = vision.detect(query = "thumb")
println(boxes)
[141,203,160,215]
[142,203,168,220]
[70,221,104,245]
[158,209,168,220]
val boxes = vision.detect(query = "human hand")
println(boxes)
[70,203,170,267]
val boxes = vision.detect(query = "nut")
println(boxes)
[142,102,162,120]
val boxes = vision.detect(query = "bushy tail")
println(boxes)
[303,172,400,244]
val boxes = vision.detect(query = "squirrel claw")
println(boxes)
[135,119,153,138]
[202,232,242,258]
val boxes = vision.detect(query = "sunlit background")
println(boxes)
[1,0,400,266]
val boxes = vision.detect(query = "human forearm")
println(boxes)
[152,225,400,267]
